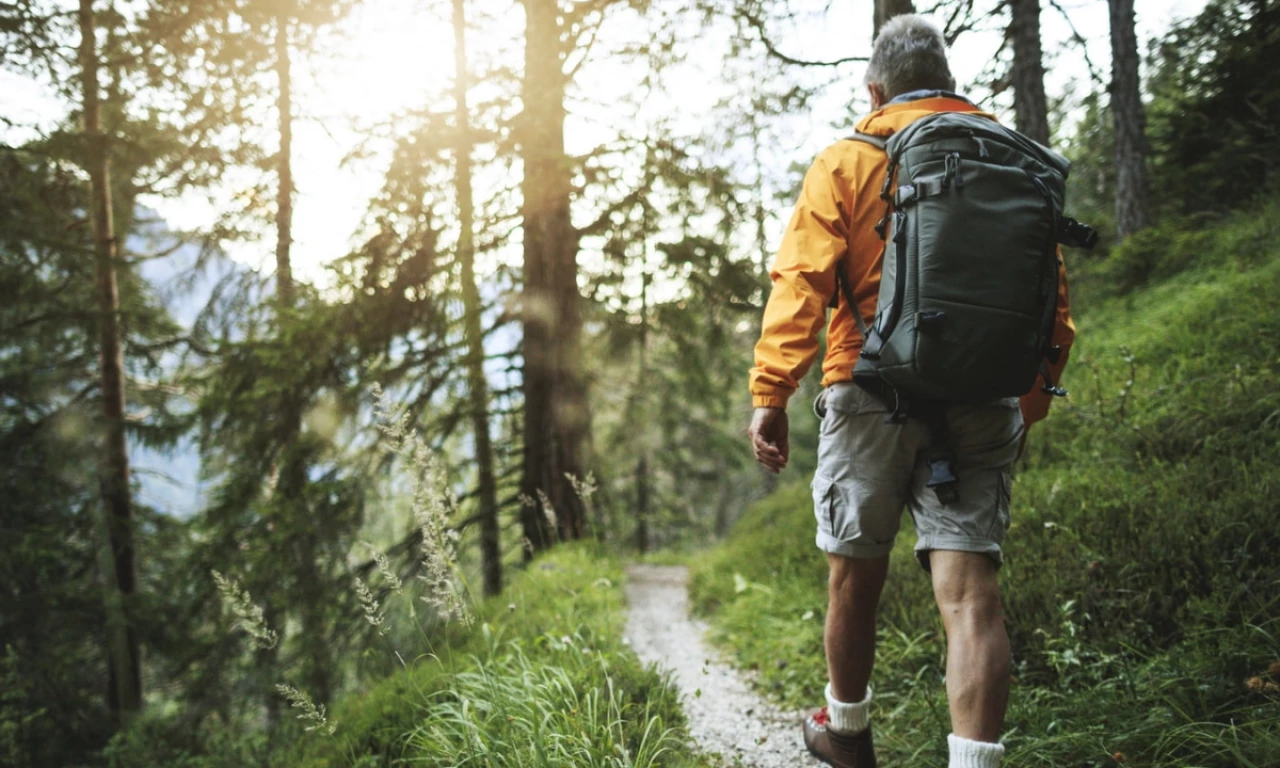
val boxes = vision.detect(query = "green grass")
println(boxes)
[690,202,1280,767]
[105,545,710,768]
[294,545,710,768]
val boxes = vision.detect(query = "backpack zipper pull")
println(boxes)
[943,153,963,189]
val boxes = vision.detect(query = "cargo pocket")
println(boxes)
[987,470,1013,541]
[824,382,864,416]
[812,474,839,539]
[813,388,830,421]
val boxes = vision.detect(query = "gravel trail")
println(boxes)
[623,565,813,767]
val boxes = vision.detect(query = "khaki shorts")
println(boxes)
[811,382,1023,570]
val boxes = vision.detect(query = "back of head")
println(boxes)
[864,15,956,100]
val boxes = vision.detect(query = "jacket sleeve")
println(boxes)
[1020,248,1075,426]
[749,154,847,409]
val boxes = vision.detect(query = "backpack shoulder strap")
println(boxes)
[845,131,888,151]
[828,131,889,340]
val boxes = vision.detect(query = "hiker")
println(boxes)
[746,14,1079,768]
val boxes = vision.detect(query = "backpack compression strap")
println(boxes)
[827,131,888,341]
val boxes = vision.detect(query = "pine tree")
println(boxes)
[453,0,502,596]
[1108,0,1152,239]
[1011,0,1050,145]
[76,0,143,719]
[520,0,590,551]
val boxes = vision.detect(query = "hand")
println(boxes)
[748,407,789,473]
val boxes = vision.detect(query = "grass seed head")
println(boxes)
[276,683,336,736]
[211,570,278,650]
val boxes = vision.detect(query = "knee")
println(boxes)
[935,579,1004,632]
[827,554,888,600]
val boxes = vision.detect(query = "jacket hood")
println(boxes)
[855,96,996,139]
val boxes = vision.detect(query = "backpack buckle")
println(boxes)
[927,458,960,504]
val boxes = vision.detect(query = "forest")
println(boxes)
[3,0,1279,766]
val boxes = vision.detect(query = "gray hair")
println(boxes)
[864,15,956,100]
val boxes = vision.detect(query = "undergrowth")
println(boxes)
[297,545,708,768]
[108,546,708,768]
[690,202,1280,767]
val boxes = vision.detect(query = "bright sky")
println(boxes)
[2,0,1211,283]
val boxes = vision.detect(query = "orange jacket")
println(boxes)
[748,96,1074,427]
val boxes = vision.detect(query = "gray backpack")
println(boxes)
[835,111,1096,500]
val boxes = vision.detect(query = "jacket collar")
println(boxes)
[886,89,976,106]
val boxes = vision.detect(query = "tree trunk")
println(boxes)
[520,0,588,555]
[454,0,502,596]
[283,451,330,707]
[1010,0,1050,145]
[712,458,733,537]
[256,604,282,733]
[634,455,649,553]
[273,6,330,710]
[751,121,771,285]
[78,0,142,719]
[1108,0,1151,240]
[634,269,650,554]
[274,10,294,305]
[874,0,916,39]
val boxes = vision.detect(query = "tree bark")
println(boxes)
[634,455,649,553]
[874,0,916,39]
[520,0,588,555]
[1010,0,1050,145]
[274,9,294,305]
[750,117,771,285]
[78,0,142,719]
[454,0,502,596]
[634,269,650,554]
[1108,0,1152,240]
[272,5,330,710]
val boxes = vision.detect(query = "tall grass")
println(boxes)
[294,546,709,768]
[102,385,709,767]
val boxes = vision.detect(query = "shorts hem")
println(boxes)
[914,535,1003,572]
[816,531,895,559]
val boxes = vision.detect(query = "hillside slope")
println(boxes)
[690,206,1280,768]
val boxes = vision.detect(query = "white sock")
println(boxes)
[823,682,871,735]
[947,734,1004,768]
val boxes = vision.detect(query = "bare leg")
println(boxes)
[929,550,1011,743]
[825,553,890,703]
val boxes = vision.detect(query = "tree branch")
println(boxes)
[739,6,868,67]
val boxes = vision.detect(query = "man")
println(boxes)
[746,14,1074,768]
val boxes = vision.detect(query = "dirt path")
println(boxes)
[623,565,813,768]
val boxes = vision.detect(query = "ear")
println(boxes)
[867,84,887,110]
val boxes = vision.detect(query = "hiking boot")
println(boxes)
[802,707,876,768]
